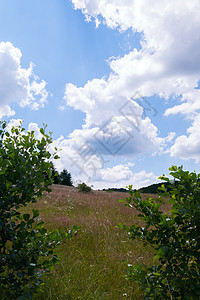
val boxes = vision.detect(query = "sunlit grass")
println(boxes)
[20,185,169,299]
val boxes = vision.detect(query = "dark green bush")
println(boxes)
[119,166,200,299]
[78,182,92,193]
[0,121,77,299]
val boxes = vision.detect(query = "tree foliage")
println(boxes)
[119,166,200,299]
[0,121,77,299]
[78,182,92,193]
[59,169,73,186]
[138,182,175,194]
[50,164,73,186]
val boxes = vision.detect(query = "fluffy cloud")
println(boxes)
[71,0,200,54]
[70,0,200,99]
[65,79,172,159]
[68,0,200,162]
[98,166,159,190]
[6,119,46,142]
[0,41,49,118]
[51,132,160,188]
[5,118,159,189]
[6,118,23,133]
[49,131,161,189]
[164,89,200,117]
[68,115,166,157]
[170,114,200,163]
[101,164,134,182]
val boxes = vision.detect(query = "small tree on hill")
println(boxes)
[78,182,92,193]
[59,169,73,186]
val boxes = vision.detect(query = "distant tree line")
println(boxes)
[139,181,177,194]
[102,188,128,193]
[101,182,177,194]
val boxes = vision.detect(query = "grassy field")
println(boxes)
[21,185,170,300]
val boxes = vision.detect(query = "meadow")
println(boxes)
[21,185,170,300]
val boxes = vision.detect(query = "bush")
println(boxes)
[119,166,200,299]
[78,182,92,193]
[0,121,77,299]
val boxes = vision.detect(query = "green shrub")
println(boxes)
[78,182,92,193]
[119,166,200,299]
[0,121,77,299]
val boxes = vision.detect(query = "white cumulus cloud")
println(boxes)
[170,114,200,163]
[5,119,160,189]
[0,41,49,118]
[97,166,160,190]
[68,0,200,162]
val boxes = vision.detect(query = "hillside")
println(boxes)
[21,184,170,299]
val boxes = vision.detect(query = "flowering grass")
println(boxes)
[20,185,169,299]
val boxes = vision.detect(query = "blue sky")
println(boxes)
[0,0,200,189]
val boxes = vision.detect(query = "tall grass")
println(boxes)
[20,185,169,299]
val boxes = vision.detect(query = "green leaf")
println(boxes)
[118,223,124,229]
[37,144,44,150]
[23,214,30,222]
[40,128,44,135]
[32,209,39,218]
[118,199,125,203]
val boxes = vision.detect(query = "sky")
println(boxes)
[0,0,200,189]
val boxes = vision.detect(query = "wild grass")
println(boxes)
[21,185,169,299]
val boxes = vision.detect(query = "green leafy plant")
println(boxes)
[0,121,77,299]
[78,182,92,193]
[119,166,200,299]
